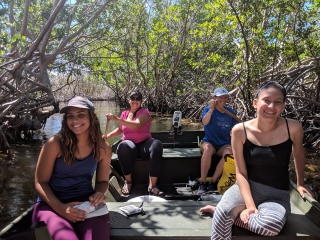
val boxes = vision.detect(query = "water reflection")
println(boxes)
[0,101,203,230]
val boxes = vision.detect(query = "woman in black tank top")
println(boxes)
[201,81,314,240]
[234,81,313,220]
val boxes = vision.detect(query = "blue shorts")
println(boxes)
[199,140,221,152]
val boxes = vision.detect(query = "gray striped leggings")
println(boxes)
[211,181,290,240]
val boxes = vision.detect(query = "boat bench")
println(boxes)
[111,148,220,185]
[108,192,320,240]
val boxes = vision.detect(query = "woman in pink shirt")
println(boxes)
[104,90,164,196]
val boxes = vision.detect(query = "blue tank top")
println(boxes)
[243,119,292,190]
[37,152,98,202]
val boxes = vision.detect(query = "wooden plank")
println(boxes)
[109,201,212,239]
[111,131,205,153]
[163,148,201,158]
[108,199,320,239]
[289,182,320,228]
[151,131,204,145]
[108,176,122,202]
[112,148,201,160]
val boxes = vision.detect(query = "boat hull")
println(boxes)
[1,130,320,239]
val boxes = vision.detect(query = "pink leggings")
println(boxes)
[32,201,110,240]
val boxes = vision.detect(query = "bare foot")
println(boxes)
[200,205,216,214]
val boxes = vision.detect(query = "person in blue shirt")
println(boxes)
[198,87,238,194]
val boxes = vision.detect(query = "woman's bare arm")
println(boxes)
[106,113,150,130]
[232,123,256,210]
[289,119,314,198]
[35,136,87,221]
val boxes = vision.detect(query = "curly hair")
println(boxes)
[57,110,103,166]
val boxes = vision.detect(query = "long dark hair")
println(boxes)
[58,110,103,166]
[131,107,142,119]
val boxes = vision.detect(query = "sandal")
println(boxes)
[148,185,164,196]
[122,180,132,195]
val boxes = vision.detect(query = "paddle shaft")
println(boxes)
[215,105,243,123]
[105,119,110,136]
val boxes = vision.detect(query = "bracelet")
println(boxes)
[208,111,213,113]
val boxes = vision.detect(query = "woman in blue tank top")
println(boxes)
[200,81,314,240]
[32,96,112,240]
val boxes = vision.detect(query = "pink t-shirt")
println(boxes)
[120,108,152,143]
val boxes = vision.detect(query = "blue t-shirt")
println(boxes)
[201,106,238,147]
[37,152,98,202]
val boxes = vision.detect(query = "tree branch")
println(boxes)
[5,0,68,71]
[20,0,35,41]
[50,0,113,63]
[287,95,320,107]
[40,0,62,60]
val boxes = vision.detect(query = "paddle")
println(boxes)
[104,118,126,187]
[105,119,110,137]
[102,118,110,145]
[207,99,243,122]
[215,104,243,123]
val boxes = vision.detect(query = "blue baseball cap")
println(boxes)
[212,87,229,97]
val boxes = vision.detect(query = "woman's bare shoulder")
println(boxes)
[232,121,246,141]
[99,140,112,156]
[284,118,302,130]
[39,135,61,160]
[99,140,110,149]
[285,117,300,125]
[233,122,243,131]
[284,118,303,137]
[233,119,255,131]
[44,135,60,148]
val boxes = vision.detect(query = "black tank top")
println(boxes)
[243,119,293,190]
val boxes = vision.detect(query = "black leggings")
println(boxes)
[116,138,163,177]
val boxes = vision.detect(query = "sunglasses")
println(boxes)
[130,96,142,101]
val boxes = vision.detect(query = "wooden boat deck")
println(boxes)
[108,197,320,239]
[108,129,320,239]
[107,165,320,239]
[1,131,320,239]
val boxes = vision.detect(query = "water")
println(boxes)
[0,101,203,230]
